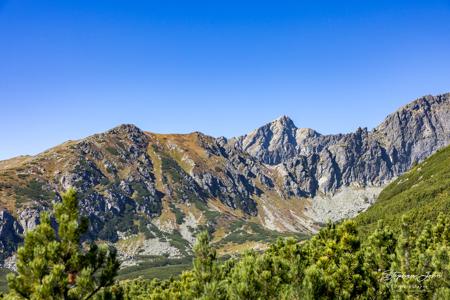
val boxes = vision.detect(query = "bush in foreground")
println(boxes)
[114,216,450,299]
[5,189,120,300]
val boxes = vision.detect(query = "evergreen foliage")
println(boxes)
[111,214,450,299]
[5,189,120,300]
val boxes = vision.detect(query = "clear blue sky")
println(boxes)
[1,0,450,160]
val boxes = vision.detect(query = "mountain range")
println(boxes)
[0,92,449,268]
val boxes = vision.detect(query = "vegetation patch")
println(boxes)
[356,145,450,234]
[98,204,139,241]
[0,269,9,293]
[130,182,154,206]
[169,203,185,225]
[138,216,156,239]
[192,199,220,221]
[161,155,184,184]
[117,256,192,281]
[14,179,55,204]
[105,146,120,156]
[166,231,191,256]
[216,221,306,246]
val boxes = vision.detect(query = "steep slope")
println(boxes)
[355,144,450,234]
[232,93,450,221]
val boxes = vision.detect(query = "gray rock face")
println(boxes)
[160,133,273,215]
[62,124,162,242]
[18,207,42,231]
[0,210,23,262]
[3,124,163,248]
[231,115,321,165]
[231,93,450,198]
[374,94,450,171]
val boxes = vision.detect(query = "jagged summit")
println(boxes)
[272,115,297,128]
[395,92,449,114]
[108,123,143,133]
[230,93,450,217]
[105,124,146,140]
[230,114,321,165]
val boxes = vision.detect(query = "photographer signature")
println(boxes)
[380,271,442,283]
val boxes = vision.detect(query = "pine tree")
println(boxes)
[363,220,396,298]
[302,220,374,299]
[92,213,450,299]
[191,231,224,299]
[192,231,217,284]
[6,188,120,300]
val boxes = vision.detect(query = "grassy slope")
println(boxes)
[355,145,450,234]
[118,264,191,281]
[117,256,193,281]
[0,268,9,293]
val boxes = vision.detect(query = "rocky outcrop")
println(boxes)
[374,93,450,171]
[0,210,23,262]
[231,115,321,165]
[232,94,450,198]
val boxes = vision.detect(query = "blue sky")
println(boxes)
[1,0,450,160]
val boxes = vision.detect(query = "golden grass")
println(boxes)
[207,198,245,219]
[146,132,227,176]
[115,233,145,255]
[251,192,312,232]
[217,241,269,256]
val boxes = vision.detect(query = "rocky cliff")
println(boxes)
[0,93,449,267]
[231,93,450,221]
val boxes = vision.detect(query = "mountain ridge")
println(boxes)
[230,93,449,222]
[0,92,449,268]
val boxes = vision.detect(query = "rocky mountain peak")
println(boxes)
[97,123,149,150]
[231,115,322,164]
[230,92,450,222]
[272,115,297,128]
[106,123,145,137]
[228,116,301,165]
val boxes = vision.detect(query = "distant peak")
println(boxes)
[272,115,297,128]
[106,124,145,136]
[275,115,292,121]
